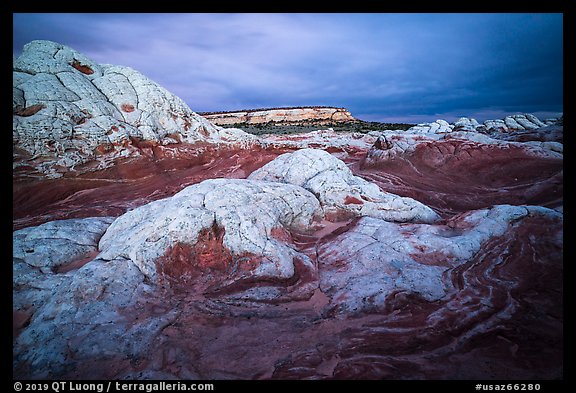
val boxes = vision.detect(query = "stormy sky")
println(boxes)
[13,13,563,123]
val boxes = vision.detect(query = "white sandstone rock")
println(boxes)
[13,40,253,177]
[504,116,525,130]
[407,119,452,134]
[14,254,154,379]
[436,119,452,133]
[99,178,321,298]
[428,122,441,133]
[318,204,562,314]
[407,123,431,133]
[481,114,548,133]
[525,113,546,127]
[13,217,115,318]
[512,114,539,130]
[248,148,440,223]
[12,215,177,378]
[13,40,103,78]
[543,118,561,125]
[454,117,477,131]
[484,119,508,132]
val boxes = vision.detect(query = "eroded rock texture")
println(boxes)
[249,148,439,223]
[13,40,255,178]
[357,132,563,217]
[200,106,355,125]
[98,178,321,301]
[13,203,562,379]
[13,40,562,380]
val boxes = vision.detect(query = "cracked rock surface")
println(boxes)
[98,178,321,301]
[317,205,561,314]
[13,201,562,379]
[13,40,246,178]
[13,40,563,380]
[249,148,440,223]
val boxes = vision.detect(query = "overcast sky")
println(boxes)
[13,13,563,123]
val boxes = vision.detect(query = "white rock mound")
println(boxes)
[13,217,116,314]
[405,114,558,135]
[98,178,322,300]
[13,216,160,378]
[458,113,555,133]
[318,204,562,314]
[13,40,255,177]
[453,117,481,132]
[248,148,440,223]
[407,119,453,134]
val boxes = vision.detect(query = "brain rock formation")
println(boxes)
[13,40,563,380]
[13,40,252,178]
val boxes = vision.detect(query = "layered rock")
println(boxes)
[407,113,560,135]
[275,204,562,379]
[406,119,453,134]
[13,201,563,379]
[13,216,160,378]
[359,132,563,216]
[12,40,563,380]
[99,178,321,301]
[363,129,562,164]
[453,117,481,131]
[13,143,563,380]
[200,106,355,125]
[318,205,562,314]
[13,217,115,314]
[492,124,563,144]
[459,113,556,133]
[13,40,256,178]
[249,148,440,223]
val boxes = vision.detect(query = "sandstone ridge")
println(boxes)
[199,106,356,125]
[13,40,255,178]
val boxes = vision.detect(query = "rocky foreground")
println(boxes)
[13,41,562,380]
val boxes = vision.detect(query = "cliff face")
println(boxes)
[200,106,356,125]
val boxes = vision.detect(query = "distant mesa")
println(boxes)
[199,106,356,125]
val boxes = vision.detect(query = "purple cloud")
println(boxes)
[13,13,563,123]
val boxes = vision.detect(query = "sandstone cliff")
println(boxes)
[199,106,356,125]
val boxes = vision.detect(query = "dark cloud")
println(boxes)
[13,13,563,123]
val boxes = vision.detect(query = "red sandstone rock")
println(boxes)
[357,137,563,217]
[12,40,563,381]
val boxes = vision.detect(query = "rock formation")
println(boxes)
[358,132,562,216]
[406,119,453,134]
[318,205,561,314]
[13,40,563,380]
[248,149,440,223]
[98,178,321,301]
[199,106,355,125]
[13,40,255,178]
[408,114,561,135]
[13,200,562,379]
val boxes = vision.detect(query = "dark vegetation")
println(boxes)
[228,120,415,136]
